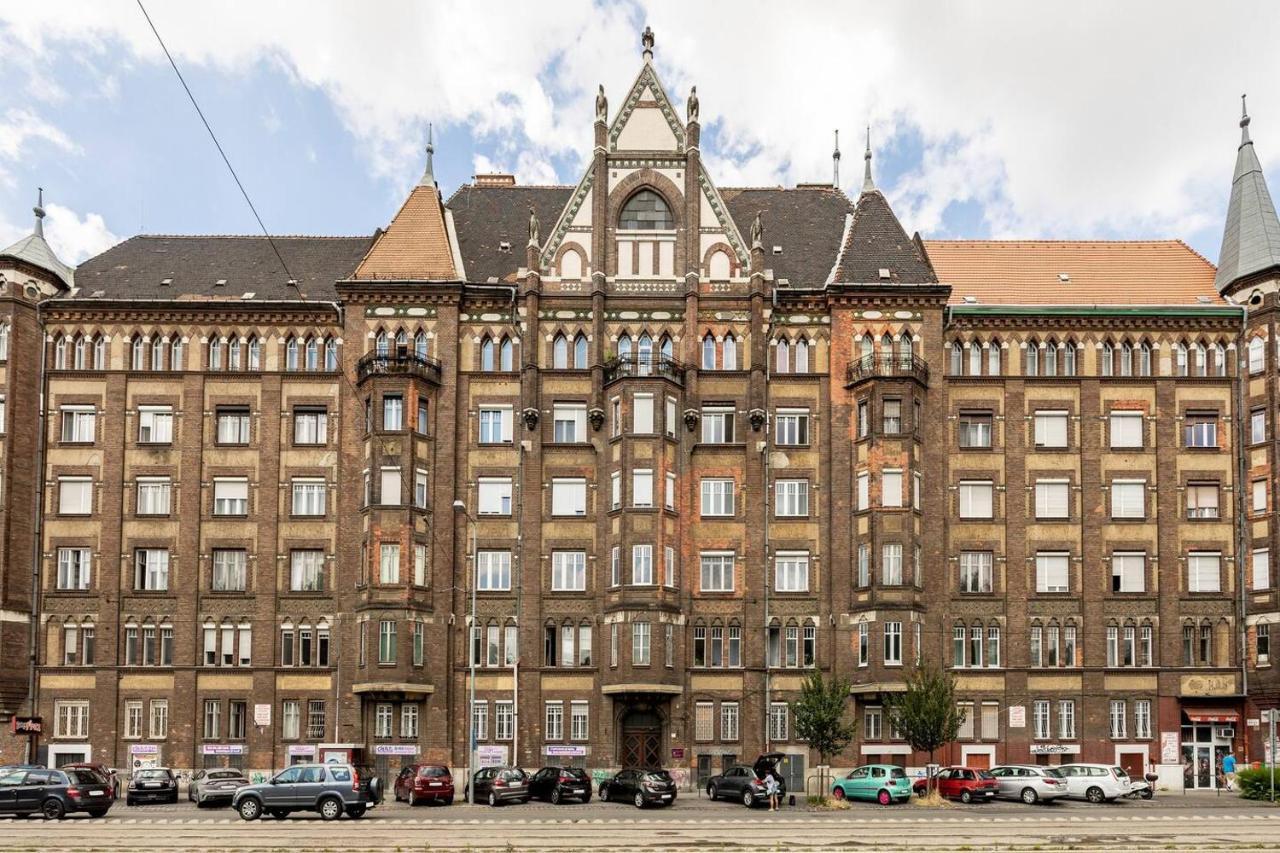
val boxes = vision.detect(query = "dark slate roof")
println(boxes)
[1215,114,1280,292]
[447,185,573,283]
[722,187,855,286]
[69,235,374,301]
[834,190,937,283]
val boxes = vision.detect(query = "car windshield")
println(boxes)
[1041,768,1063,778]
[889,768,907,779]
[67,770,102,785]
[422,767,450,778]
[135,770,170,781]
[1113,767,1129,777]
[210,770,241,779]
[561,768,588,780]
[644,771,672,782]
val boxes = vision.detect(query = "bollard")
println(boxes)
[788,793,795,807]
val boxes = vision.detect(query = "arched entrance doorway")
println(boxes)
[619,708,663,769]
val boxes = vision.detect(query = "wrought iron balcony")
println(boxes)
[845,354,929,387]
[356,351,443,386]
[604,355,685,385]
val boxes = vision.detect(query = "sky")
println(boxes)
[1,1,1279,269]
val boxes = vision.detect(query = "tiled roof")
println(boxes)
[448,185,572,284]
[834,190,937,284]
[721,186,855,286]
[353,185,458,281]
[70,235,374,302]
[0,231,74,289]
[925,239,1224,306]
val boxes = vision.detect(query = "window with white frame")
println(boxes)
[1253,409,1268,444]
[414,468,429,509]
[60,405,96,443]
[610,471,621,510]
[477,550,511,591]
[857,622,869,666]
[958,480,993,518]
[632,393,654,434]
[293,408,327,445]
[881,469,903,508]
[291,478,326,516]
[1058,700,1076,739]
[632,469,654,508]
[631,544,653,585]
[1111,552,1146,593]
[150,699,168,739]
[1110,479,1145,519]
[701,406,734,443]
[1187,482,1220,519]
[1035,479,1069,519]
[1033,410,1068,448]
[856,472,870,511]
[664,546,676,587]
[138,406,174,444]
[215,407,250,444]
[570,701,589,740]
[882,543,903,585]
[775,408,809,445]
[1032,700,1050,739]
[1035,552,1069,593]
[666,396,677,438]
[290,550,325,591]
[769,702,789,741]
[56,547,91,590]
[1254,548,1271,591]
[610,546,620,586]
[135,477,171,516]
[883,621,902,664]
[379,543,400,584]
[213,477,249,516]
[1188,551,1221,593]
[478,406,513,444]
[857,543,870,586]
[775,479,809,516]
[1254,479,1269,514]
[552,551,587,592]
[471,701,488,741]
[632,621,651,666]
[720,701,739,741]
[700,552,734,592]
[478,478,512,515]
[495,701,515,741]
[553,403,587,443]
[1135,699,1152,739]
[212,548,247,592]
[57,476,92,515]
[134,548,169,591]
[545,702,564,741]
[551,478,587,516]
[774,551,809,592]
[1109,411,1143,448]
[700,478,734,516]
[960,551,992,593]
[55,701,89,738]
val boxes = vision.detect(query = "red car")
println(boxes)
[394,764,454,806]
[913,766,998,803]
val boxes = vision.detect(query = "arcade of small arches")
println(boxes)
[948,335,1238,378]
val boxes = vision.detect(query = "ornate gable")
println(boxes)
[608,63,686,153]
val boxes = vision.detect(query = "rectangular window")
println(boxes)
[958,411,993,449]
[1109,701,1127,740]
[150,699,168,739]
[1253,409,1268,444]
[378,467,401,506]
[610,546,621,587]
[987,626,1001,667]
[857,544,870,587]
[1254,548,1271,591]
[212,549,247,592]
[665,472,676,510]
[570,701,589,741]
[135,477,172,516]
[959,480,993,518]
[1035,480,1069,519]
[1187,482,1220,520]
[477,550,511,591]
[1259,624,1271,664]
[1033,411,1068,448]
[55,701,89,738]
[414,469,429,509]
[378,620,397,664]
[882,543,903,585]
[57,477,92,515]
[956,702,974,739]
[632,470,653,508]
[666,397,678,438]
[382,395,403,430]
[881,469,903,508]
[1058,700,1076,739]
[213,477,249,516]
[632,393,654,434]
[720,701,739,741]
[769,703,789,742]
[124,700,143,739]
[632,622,651,666]
[552,551,587,592]
[215,407,251,444]
[545,702,564,741]
[203,700,220,740]
[60,405,96,443]
[400,704,419,739]
[1032,700,1050,740]
[775,479,809,516]
[134,548,169,591]
[1254,479,1268,514]
[478,478,513,516]
[417,400,429,435]
[412,621,425,665]
[293,408,327,445]
[775,408,810,445]
[551,478,587,516]
[138,406,174,444]
[56,547,91,591]
[631,544,653,585]
[610,623,618,667]
[856,472,870,511]
[1135,700,1152,739]
[610,397,621,437]
[291,478,326,516]
[959,551,992,594]
[695,701,714,742]
[700,552,734,592]
[1111,480,1145,519]
[882,399,902,434]
[1109,412,1143,448]
[290,550,325,591]
[700,478,735,516]
[553,403,587,443]
[1188,551,1221,593]
[1035,552,1069,593]
[1112,552,1146,593]
[775,552,809,592]
[1184,412,1218,448]
[701,406,735,444]
[478,406,513,444]
[981,702,1000,740]
[858,623,869,666]
[883,622,902,665]
[857,400,869,439]
[663,546,676,588]
[610,471,621,510]
[228,700,247,740]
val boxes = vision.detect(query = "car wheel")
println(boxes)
[443,796,453,806]
[831,787,846,800]
[600,785,609,803]
[346,805,366,819]
[319,797,343,821]
[39,798,64,821]
[877,789,891,806]
[551,788,562,805]
[237,798,262,821]
[742,789,755,808]
[634,792,645,809]
[707,784,718,800]
[960,790,972,804]
[488,791,498,807]
[582,794,591,804]
[1140,788,1153,800]
[1021,787,1038,805]
[1086,786,1105,804]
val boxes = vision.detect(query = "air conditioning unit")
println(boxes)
[1216,726,1235,739]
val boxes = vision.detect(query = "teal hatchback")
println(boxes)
[831,764,912,805]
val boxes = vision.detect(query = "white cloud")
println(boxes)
[42,203,120,264]
[2,1,1279,246]
[0,108,80,187]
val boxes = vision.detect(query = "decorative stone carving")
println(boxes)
[528,206,540,247]
[522,406,540,431]
[749,408,766,431]
[687,86,699,124]
[588,407,605,432]
[683,408,700,432]
[596,85,607,123]
[750,212,763,249]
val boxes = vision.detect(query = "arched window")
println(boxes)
[133,335,147,371]
[776,338,790,373]
[395,329,408,354]
[93,335,107,370]
[1249,336,1265,374]
[480,337,495,372]
[151,334,167,371]
[574,333,589,369]
[1063,340,1076,376]
[723,334,737,370]
[244,336,258,371]
[1195,342,1207,377]
[326,337,339,370]
[1120,341,1133,377]
[861,334,874,362]
[950,341,963,376]
[967,341,981,376]
[375,330,389,357]
[1100,341,1113,377]
[881,333,894,357]
[552,334,568,369]
[499,336,513,371]
[660,334,672,363]
[305,336,319,371]
[414,331,428,360]
[560,250,582,281]
[1214,341,1227,377]
[618,333,632,363]
[1044,339,1057,377]
[53,334,66,370]
[702,334,716,370]
[1176,342,1188,376]
[1139,341,1152,377]
[1025,341,1038,376]
[73,335,87,370]
[227,336,241,371]
[897,331,913,365]
[207,336,221,371]
[0,323,9,360]
[170,335,183,371]
[708,250,731,280]
[637,333,653,375]
[619,189,673,230]
[988,339,1001,376]
[795,337,810,373]
[286,337,299,371]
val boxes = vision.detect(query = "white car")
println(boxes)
[1056,764,1132,803]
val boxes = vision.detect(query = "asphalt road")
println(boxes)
[0,793,1276,850]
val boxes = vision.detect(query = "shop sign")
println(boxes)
[10,717,41,735]
[254,704,272,727]
[476,745,509,767]
[288,745,317,757]
[670,748,685,759]
[374,744,418,756]
[1029,744,1079,755]
[545,745,586,757]
[202,743,246,755]
[129,744,159,755]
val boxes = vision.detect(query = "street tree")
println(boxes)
[789,670,856,794]
[886,663,966,796]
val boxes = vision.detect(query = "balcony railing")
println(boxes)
[604,355,685,385]
[846,354,929,387]
[357,351,443,385]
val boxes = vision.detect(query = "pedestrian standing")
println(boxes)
[765,771,780,811]
[1223,751,1238,791]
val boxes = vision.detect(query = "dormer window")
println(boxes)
[619,190,673,230]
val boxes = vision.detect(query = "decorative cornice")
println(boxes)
[538,168,595,269]
[698,171,748,267]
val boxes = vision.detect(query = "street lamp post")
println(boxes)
[453,499,477,797]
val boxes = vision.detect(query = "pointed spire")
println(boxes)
[418,124,435,187]
[641,26,654,63]
[33,187,45,238]
[862,126,876,193]
[1216,98,1280,292]
[833,130,841,189]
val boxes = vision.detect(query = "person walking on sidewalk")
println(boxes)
[1223,752,1238,791]
[764,771,781,811]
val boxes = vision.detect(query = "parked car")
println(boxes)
[394,764,455,806]
[126,767,178,805]
[987,764,1067,804]
[831,764,912,805]
[187,768,248,807]
[1056,763,1132,803]
[912,766,998,803]
[528,766,592,804]
[466,767,529,806]
[706,753,788,807]
[0,766,113,819]
[62,763,120,799]
[598,768,677,808]
[232,763,382,821]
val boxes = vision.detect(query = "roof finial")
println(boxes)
[641,26,654,62]
[419,123,435,186]
[33,187,45,238]
[833,129,841,189]
[1242,93,1252,145]
[862,125,876,193]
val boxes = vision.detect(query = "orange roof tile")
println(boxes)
[354,185,458,280]
[924,240,1224,306]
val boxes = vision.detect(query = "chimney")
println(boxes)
[474,173,517,187]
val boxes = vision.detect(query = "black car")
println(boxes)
[528,766,592,804]
[706,753,788,807]
[598,768,677,808]
[0,766,113,819]
[126,767,179,805]
[466,767,529,806]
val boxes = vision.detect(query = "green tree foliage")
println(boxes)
[886,663,966,794]
[789,670,856,767]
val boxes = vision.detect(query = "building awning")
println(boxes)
[351,682,435,696]
[848,681,907,696]
[1183,707,1240,724]
[601,683,682,696]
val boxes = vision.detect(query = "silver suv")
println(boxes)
[232,763,383,821]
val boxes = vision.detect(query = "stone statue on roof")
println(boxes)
[687,86,699,124]
[596,85,607,123]
[642,26,654,53]
[750,211,763,249]
[528,205,540,247]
